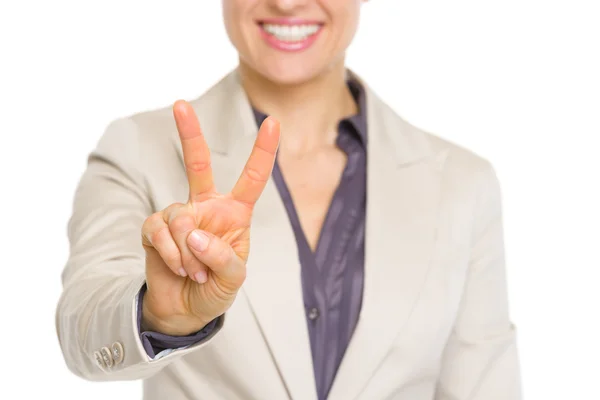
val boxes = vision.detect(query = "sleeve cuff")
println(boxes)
[136,284,219,359]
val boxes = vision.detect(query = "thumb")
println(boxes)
[187,230,246,288]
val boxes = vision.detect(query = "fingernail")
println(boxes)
[195,270,207,283]
[189,230,209,252]
[178,268,187,277]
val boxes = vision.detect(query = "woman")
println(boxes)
[56,1,522,399]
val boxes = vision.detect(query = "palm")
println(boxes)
[146,100,279,323]
[192,195,253,260]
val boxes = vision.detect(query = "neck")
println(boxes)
[238,60,357,154]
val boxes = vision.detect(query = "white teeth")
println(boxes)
[262,24,320,42]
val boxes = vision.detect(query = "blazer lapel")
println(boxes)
[242,167,318,400]
[327,81,445,400]
[174,70,318,400]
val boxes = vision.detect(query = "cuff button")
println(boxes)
[93,351,105,369]
[111,342,124,365]
[100,347,114,368]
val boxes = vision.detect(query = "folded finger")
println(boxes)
[165,207,210,283]
[142,212,184,277]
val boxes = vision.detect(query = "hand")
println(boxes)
[141,100,280,336]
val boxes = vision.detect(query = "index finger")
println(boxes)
[230,116,280,206]
[173,100,215,201]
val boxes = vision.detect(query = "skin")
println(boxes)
[143,0,366,335]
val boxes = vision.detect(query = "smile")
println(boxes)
[258,19,323,52]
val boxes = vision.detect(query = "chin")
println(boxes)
[246,54,338,87]
[261,66,322,86]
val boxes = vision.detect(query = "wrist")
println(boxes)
[141,291,211,336]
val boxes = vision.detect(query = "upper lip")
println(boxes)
[257,18,324,26]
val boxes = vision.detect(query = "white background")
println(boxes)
[1,0,599,399]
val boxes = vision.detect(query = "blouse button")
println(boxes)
[307,307,320,321]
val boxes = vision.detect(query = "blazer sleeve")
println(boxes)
[55,117,223,381]
[435,161,522,400]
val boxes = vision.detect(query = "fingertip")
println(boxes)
[263,116,280,133]
[194,270,208,284]
[259,117,281,152]
[173,100,189,117]
[174,99,188,108]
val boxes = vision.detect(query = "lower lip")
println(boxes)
[258,25,323,52]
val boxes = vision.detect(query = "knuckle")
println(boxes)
[244,167,268,183]
[165,202,191,219]
[186,160,211,174]
[149,226,170,247]
[169,214,196,233]
[163,202,185,218]
[166,202,185,209]
[164,251,182,268]
[142,212,162,233]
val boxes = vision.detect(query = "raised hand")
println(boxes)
[141,100,280,336]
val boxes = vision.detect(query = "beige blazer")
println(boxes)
[56,69,522,400]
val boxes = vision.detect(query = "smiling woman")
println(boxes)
[55,1,522,400]
[223,0,359,85]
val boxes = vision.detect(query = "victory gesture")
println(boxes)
[141,100,280,336]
